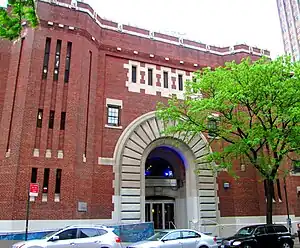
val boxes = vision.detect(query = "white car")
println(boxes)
[127,229,218,248]
[12,225,123,248]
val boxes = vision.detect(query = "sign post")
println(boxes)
[25,183,39,241]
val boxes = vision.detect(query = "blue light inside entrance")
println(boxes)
[145,146,185,178]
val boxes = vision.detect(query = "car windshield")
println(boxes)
[147,231,169,241]
[236,226,256,236]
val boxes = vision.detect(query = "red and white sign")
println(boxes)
[29,183,39,197]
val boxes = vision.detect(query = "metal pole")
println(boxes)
[283,177,291,233]
[25,186,30,241]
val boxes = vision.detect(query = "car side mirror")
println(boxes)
[50,235,59,242]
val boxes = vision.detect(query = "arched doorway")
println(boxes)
[113,111,218,233]
[144,146,186,229]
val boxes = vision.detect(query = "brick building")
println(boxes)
[0,0,300,237]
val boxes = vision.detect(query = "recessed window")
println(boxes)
[55,169,62,194]
[163,72,168,88]
[148,68,153,86]
[31,168,38,183]
[107,105,120,126]
[132,66,137,83]
[276,179,282,201]
[43,168,50,193]
[64,42,72,83]
[178,75,183,91]
[42,38,51,79]
[49,110,55,129]
[60,112,66,130]
[36,109,43,128]
[53,40,62,81]
[292,161,300,173]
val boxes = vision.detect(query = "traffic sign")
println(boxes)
[29,183,39,197]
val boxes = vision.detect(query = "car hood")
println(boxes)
[129,240,160,248]
[13,239,47,248]
[223,235,252,242]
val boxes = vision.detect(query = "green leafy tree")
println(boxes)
[0,0,38,40]
[157,56,300,224]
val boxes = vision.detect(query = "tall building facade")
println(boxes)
[0,0,300,237]
[277,0,300,60]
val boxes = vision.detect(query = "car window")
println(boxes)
[98,229,108,236]
[181,231,200,239]
[254,227,266,235]
[147,231,169,241]
[266,226,276,234]
[236,226,256,236]
[163,231,181,241]
[78,228,100,238]
[57,229,77,240]
[274,225,288,233]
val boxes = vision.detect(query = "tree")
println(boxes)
[0,0,38,40]
[157,56,300,224]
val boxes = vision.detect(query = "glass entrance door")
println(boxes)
[145,201,175,229]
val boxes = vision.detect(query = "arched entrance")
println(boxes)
[113,111,218,233]
[144,146,186,229]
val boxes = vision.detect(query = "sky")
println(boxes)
[0,0,284,58]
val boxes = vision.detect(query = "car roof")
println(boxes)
[240,224,286,229]
[64,224,109,229]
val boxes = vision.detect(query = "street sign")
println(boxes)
[29,183,39,197]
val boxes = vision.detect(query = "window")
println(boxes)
[181,231,200,239]
[57,229,77,240]
[64,42,72,83]
[107,105,120,126]
[274,225,288,233]
[254,227,266,235]
[42,38,51,79]
[163,231,181,241]
[43,168,50,193]
[31,168,38,183]
[53,40,62,81]
[78,228,102,238]
[207,116,219,137]
[292,161,300,173]
[132,66,137,83]
[60,112,66,130]
[55,169,62,194]
[178,75,183,91]
[48,111,55,129]
[148,68,153,86]
[276,179,282,201]
[163,72,168,88]
[36,109,43,128]
[266,226,276,234]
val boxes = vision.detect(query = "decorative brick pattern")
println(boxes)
[124,60,192,99]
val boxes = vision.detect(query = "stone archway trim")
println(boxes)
[112,111,218,233]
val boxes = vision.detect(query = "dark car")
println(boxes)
[220,224,294,248]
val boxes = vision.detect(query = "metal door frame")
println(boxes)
[145,200,175,229]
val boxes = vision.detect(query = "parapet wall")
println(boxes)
[40,0,270,58]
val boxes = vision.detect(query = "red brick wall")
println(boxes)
[0,0,295,221]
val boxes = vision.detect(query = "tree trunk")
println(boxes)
[266,179,273,224]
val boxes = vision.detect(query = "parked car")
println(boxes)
[12,225,122,248]
[220,224,294,248]
[127,229,218,248]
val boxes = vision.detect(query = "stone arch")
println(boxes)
[112,111,218,232]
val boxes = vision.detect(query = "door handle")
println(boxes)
[70,242,75,245]
[94,240,101,243]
